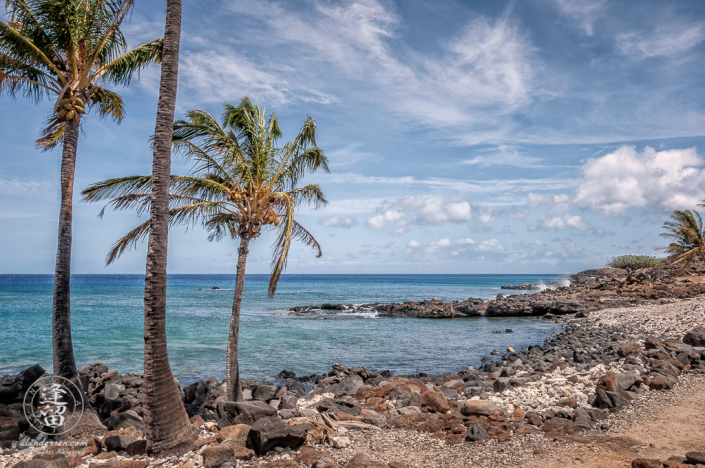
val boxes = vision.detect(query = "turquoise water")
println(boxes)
[0,274,563,385]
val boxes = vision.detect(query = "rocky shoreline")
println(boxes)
[1,293,704,467]
[288,265,705,319]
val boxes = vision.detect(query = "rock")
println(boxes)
[597,372,617,391]
[313,375,364,397]
[216,424,251,444]
[542,418,579,436]
[247,416,308,455]
[594,390,630,412]
[686,452,705,465]
[0,365,45,404]
[684,327,705,347]
[12,461,69,468]
[511,408,526,420]
[202,442,255,468]
[615,373,642,392]
[252,385,279,402]
[631,460,663,468]
[103,411,144,431]
[304,421,336,446]
[125,439,147,457]
[316,398,362,416]
[103,435,139,453]
[618,342,643,358]
[280,395,298,410]
[649,374,673,391]
[332,436,351,448]
[466,424,490,442]
[460,400,499,417]
[557,397,577,408]
[419,390,449,413]
[574,416,592,430]
[215,401,277,428]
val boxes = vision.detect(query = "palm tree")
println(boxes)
[139,0,197,454]
[660,209,705,271]
[0,0,161,430]
[82,97,329,401]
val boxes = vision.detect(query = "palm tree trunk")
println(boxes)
[52,119,79,382]
[226,235,251,401]
[142,0,196,454]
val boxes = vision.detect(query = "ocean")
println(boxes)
[0,274,565,385]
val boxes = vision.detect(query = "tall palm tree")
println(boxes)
[0,0,161,430]
[139,0,197,454]
[82,97,329,401]
[660,209,705,270]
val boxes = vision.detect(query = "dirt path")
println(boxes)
[523,373,705,468]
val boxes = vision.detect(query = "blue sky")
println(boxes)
[2,0,705,274]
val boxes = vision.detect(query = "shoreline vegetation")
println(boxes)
[2,259,705,467]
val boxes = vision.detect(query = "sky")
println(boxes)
[2,0,705,275]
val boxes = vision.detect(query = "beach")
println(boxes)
[2,268,705,467]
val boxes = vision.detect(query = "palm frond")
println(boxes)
[97,38,162,86]
[106,218,150,265]
[89,85,124,121]
[36,112,65,150]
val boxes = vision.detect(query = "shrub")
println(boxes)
[607,255,663,270]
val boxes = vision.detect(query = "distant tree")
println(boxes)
[607,255,662,270]
[660,209,705,270]
[0,0,161,433]
[82,97,329,402]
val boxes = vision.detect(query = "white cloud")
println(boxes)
[318,216,359,229]
[553,0,606,35]
[429,238,453,249]
[573,146,705,216]
[617,24,705,59]
[383,195,472,228]
[463,145,544,167]
[407,240,421,248]
[457,238,476,245]
[527,193,571,212]
[366,210,411,233]
[529,215,591,231]
[475,239,505,252]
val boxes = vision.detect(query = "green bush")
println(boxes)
[607,255,663,270]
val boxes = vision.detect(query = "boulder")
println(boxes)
[649,374,673,391]
[684,327,705,347]
[618,342,643,358]
[685,452,705,465]
[103,411,144,431]
[247,416,308,455]
[631,460,663,468]
[125,439,147,457]
[594,390,629,412]
[202,441,255,468]
[460,400,499,417]
[316,399,362,416]
[103,435,139,452]
[596,372,617,392]
[466,424,490,442]
[311,375,364,397]
[419,390,449,413]
[11,461,70,468]
[0,365,45,404]
[215,400,276,428]
[252,385,279,402]
[216,423,251,444]
[542,418,578,436]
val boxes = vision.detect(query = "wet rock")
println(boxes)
[248,416,308,455]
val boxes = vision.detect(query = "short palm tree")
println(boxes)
[1,0,161,430]
[660,209,705,270]
[83,97,329,401]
